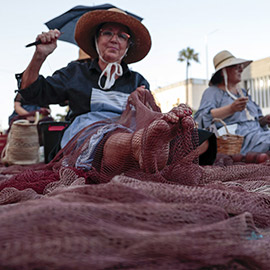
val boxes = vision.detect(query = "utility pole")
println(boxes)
[205,29,218,82]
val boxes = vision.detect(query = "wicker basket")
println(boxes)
[212,118,244,155]
[1,112,40,165]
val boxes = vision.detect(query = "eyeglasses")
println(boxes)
[230,64,244,71]
[99,29,130,43]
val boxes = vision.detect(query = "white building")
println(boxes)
[152,78,208,113]
[241,57,270,115]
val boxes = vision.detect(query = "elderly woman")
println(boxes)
[17,8,213,175]
[194,50,270,155]
[18,8,152,146]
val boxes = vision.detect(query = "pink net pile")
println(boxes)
[1,90,270,269]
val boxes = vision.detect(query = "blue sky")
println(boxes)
[0,0,269,129]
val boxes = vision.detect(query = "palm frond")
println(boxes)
[177,47,200,64]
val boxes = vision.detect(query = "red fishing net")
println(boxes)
[1,89,270,269]
[46,88,200,185]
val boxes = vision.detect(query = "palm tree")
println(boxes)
[178,47,199,105]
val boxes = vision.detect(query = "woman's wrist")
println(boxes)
[211,105,234,119]
[33,50,47,63]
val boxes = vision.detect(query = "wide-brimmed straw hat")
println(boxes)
[210,50,252,81]
[75,8,151,64]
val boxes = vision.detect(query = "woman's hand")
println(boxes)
[128,85,148,104]
[39,107,51,116]
[21,29,61,89]
[135,85,148,94]
[259,115,270,127]
[35,29,61,58]
[211,97,248,120]
[230,97,248,112]
[127,85,161,114]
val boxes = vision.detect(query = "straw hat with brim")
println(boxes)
[210,50,252,81]
[75,8,151,64]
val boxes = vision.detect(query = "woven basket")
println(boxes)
[213,118,244,155]
[1,112,40,165]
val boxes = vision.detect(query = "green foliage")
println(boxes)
[178,47,200,105]
[178,47,199,67]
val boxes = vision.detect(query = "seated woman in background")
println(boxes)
[8,93,53,145]
[194,50,270,155]
[8,93,51,126]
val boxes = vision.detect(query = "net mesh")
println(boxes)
[1,89,270,269]
[46,89,200,185]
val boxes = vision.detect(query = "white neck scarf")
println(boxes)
[95,38,128,90]
[222,69,254,121]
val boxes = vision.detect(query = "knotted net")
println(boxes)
[47,88,200,185]
[1,89,270,269]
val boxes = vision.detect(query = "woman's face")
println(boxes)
[226,64,244,84]
[97,22,130,63]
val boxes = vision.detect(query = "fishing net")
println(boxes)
[1,89,270,269]
[46,88,200,185]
